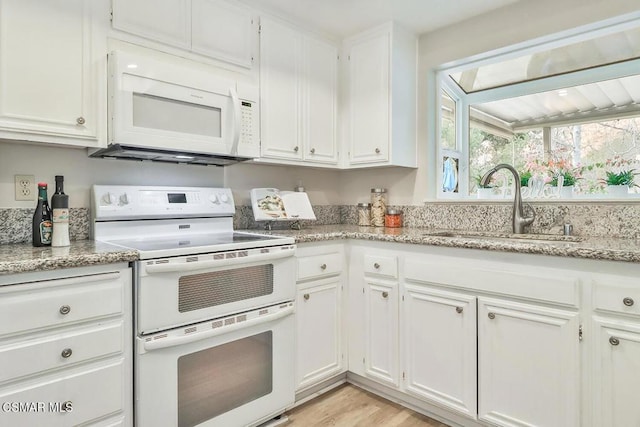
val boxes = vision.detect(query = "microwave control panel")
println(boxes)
[240,100,258,146]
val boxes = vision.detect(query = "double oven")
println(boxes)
[92,185,296,427]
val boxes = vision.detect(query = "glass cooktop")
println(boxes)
[108,232,282,252]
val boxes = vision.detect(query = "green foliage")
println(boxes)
[604,170,637,186]
[520,170,532,187]
[550,171,578,187]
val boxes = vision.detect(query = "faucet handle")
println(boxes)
[523,203,536,223]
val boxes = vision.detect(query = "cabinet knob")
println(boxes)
[456,306,463,314]
[375,148,380,154]
[59,305,71,315]
[488,312,496,320]
[310,148,316,154]
[373,262,380,269]
[609,336,620,346]
[303,293,310,301]
[76,116,85,125]
[623,297,635,307]
[293,146,299,152]
[320,263,327,270]
[61,348,73,358]
[382,291,389,298]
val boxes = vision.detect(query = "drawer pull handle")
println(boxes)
[293,146,299,152]
[609,336,620,346]
[456,306,463,314]
[59,305,71,315]
[61,348,73,358]
[382,291,389,298]
[375,148,380,154]
[320,263,327,270]
[623,297,635,307]
[373,263,380,269]
[488,312,496,320]
[303,293,310,301]
[76,117,85,125]
[310,148,316,154]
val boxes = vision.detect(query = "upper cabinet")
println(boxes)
[343,23,417,168]
[112,0,256,68]
[259,17,338,166]
[0,0,106,147]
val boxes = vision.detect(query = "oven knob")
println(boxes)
[209,194,219,204]
[119,193,129,206]
[219,193,229,203]
[101,192,117,206]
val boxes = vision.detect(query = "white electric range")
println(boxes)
[92,185,296,427]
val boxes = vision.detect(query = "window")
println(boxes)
[437,15,640,200]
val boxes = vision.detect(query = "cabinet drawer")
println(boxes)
[0,272,125,337]
[297,252,343,281]
[593,280,640,317]
[0,360,125,427]
[0,321,124,384]
[364,254,397,279]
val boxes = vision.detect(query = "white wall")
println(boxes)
[0,141,224,208]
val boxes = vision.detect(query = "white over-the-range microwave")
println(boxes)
[89,51,260,166]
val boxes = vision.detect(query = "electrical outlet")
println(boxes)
[15,175,35,201]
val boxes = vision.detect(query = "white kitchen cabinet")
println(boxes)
[112,0,256,68]
[295,244,345,392]
[343,22,417,168]
[259,17,338,166]
[402,284,477,418]
[112,0,191,49]
[0,265,132,426]
[0,0,105,147]
[477,297,580,427]
[364,279,399,387]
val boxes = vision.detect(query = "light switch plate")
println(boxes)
[15,174,35,201]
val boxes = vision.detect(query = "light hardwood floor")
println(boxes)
[284,384,450,426]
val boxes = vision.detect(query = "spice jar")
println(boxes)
[357,203,371,226]
[370,188,387,227]
[385,208,403,228]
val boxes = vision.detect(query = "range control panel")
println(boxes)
[92,185,235,220]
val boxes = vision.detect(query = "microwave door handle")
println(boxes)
[141,304,294,352]
[229,87,241,155]
[144,249,294,274]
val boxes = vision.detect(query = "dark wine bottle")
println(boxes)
[51,175,70,247]
[33,183,52,247]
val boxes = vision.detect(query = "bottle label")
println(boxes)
[53,208,69,224]
[40,220,53,244]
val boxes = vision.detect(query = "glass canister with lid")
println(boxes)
[385,208,403,228]
[370,188,387,227]
[357,203,371,226]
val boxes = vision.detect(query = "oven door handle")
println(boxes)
[141,304,294,351]
[144,249,294,274]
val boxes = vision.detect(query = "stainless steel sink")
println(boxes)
[422,230,583,244]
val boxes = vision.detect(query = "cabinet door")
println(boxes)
[365,280,399,387]
[302,36,338,164]
[191,0,254,68]
[592,317,640,427]
[478,297,580,427]
[296,278,342,390]
[0,0,98,143]
[112,0,191,49]
[403,284,477,417]
[259,18,302,160]
[347,30,390,165]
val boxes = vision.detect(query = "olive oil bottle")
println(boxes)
[32,183,52,247]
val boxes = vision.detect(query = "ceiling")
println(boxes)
[239,0,521,38]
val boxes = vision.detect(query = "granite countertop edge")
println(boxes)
[3,225,640,275]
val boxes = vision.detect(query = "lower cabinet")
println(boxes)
[0,265,132,426]
[295,243,345,392]
[403,284,477,417]
[296,277,343,390]
[477,297,580,427]
[364,280,399,387]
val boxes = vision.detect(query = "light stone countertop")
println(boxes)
[4,225,640,276]
[0,240,138,276]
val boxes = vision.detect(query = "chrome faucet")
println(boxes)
[480,163,535,234]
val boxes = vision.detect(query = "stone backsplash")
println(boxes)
[3,203,640,244]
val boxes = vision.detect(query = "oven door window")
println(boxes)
[178,265,274,313]
[178,331,273,427]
